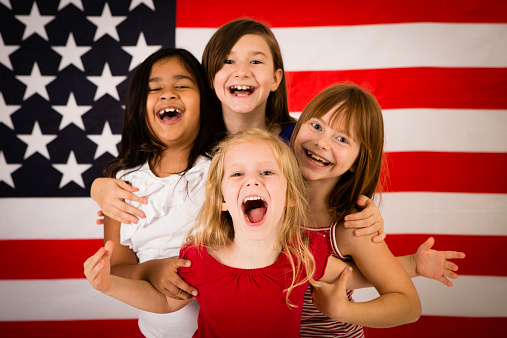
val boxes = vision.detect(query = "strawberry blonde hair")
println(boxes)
[190,128,316,307]
[290,83,386,221]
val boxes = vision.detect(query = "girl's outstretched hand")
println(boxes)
[146,257,198,300]
[312,267,353,321]
[344,195,386,242]
[91,177,147,225]
[414,237,466,287]
[84,240,115,293]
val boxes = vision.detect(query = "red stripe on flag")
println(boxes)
[177,0,507,27]
[364,315,507,337]
[1,239,103,280]
[286,68,507,111]
[385,234,507,277]
[0,319,139,338]
[1,316,505,337]
[385,152,507,194]
[2,235,506,279]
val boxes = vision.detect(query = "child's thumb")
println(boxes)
[420,237,435,251]
[104,240,115,258]
[337,266,352,291]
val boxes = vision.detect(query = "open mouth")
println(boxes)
[242,196,267,225]
[305,149,331,167]
[229,85,255,97]
[158,108,183,121]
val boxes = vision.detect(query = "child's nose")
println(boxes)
[234,62,250,78]
[316,136,330,150]
[161,89,178,100]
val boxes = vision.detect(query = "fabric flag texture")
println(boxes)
[1,0,506,337]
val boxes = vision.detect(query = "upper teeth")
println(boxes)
[231,85,252,90]
[243,196,263,203]
[308,151,330,164]
[159,108,180,115]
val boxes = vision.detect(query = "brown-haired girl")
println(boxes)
[291,83,465,336]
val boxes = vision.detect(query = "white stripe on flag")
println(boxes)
[1,276,504,321]
[0,279,138,321]
[2,194,505,240]
[353,275,507,317]
[293,109,507,153]
[176,24,507,69]
[383,109,507,153]
[380,192,507,236]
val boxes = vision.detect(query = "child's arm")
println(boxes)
[317,229,421,328]
[91,177,147,224]
[396,237,465,287]
[103,216,198,299]
[84,240,191,313]
[343,195,385,242]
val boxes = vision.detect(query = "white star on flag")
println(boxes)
[53,151,92,189]
[16,2,54,41]
[17,62,56,101]
[0,0,11,9]
[0,151,22,188]
[0,92,20,130]
[17,121,57,160]
[87,3,127,42]
[87,121,121,159]
[0,35,18,70]
[52,92,91,130]
[52,33,91,71]
[123,32,162,71]
[129,0,156,11]
[57,0,84,11]
[87,62,127,101]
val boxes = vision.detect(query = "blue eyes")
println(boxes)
[231,171,274,177]
[310,122,350,144]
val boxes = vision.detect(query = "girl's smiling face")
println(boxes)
[213,34,283,118]
[145,57,201,148]
[294,105,361,185]
[221,141,287,243]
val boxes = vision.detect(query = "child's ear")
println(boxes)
[270,68,283,92]
[221,199,229,211]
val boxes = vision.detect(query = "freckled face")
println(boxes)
[213,34,283,118]
[221,142,287,243]
[145,57,201,148]
[294,106,361,186]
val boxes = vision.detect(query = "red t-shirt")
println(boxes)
[179,231,331,337]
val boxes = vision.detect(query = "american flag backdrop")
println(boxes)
[1,0,506,337]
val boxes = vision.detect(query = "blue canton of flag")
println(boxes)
[0,0,175,197]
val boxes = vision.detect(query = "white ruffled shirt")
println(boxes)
[117,155,210,338]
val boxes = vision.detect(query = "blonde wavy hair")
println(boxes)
[189,128,317,307]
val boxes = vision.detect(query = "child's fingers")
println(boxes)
[439,276,454,287]
[84,247,106,278]
[353,222,381,235]
[116,179,140,192]
[372,229,387,243]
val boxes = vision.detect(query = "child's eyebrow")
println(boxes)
[148,74,195,83]
[228,50,268,58]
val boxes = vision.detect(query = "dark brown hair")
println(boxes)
[202,18,295,129]
[104,48,226,178]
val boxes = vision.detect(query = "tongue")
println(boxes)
[233,90,251,97]
[246,206,267,223]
